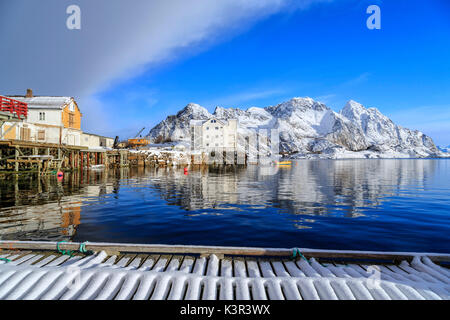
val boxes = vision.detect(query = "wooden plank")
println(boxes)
[220,259,233,277]
[7,159,40,163]
[0,241,449,263]
[138,255,159,271]
[246,260,261,278]
[233,258,247,278]
[179,257,195,273]
[152,255,171,272]
[166,255,184,272]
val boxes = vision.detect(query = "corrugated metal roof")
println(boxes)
[5,96,73,109]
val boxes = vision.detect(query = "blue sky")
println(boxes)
[2,0,450,145]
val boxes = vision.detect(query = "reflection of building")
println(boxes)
[0,171,118,241]
[0,199,83,241]
[190,118,237,151]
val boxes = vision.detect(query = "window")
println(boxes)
[206,127,209,130]
[37,130,45,141]
[39,112,45,121]
[69,114,74,127]
[215,127,219,130]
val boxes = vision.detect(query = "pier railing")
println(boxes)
[0,96,28,119]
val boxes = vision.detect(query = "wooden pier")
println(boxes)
[0,139,129,173]
[0,241,448,300]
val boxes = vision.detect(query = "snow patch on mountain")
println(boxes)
[147,97,445,159]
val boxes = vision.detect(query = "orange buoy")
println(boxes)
[57,171,64,177]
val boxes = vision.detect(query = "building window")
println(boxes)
[39,112,45,121]
[37,130,45,141]
[69,114,74,127]
[215,127,219,130]
[206,127,209,130]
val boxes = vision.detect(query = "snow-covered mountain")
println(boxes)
[148,103,211,142]
[148,97,444,159]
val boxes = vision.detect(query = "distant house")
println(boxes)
[2,89,113,148]
[81,132,115,149]
[190,118,238,151]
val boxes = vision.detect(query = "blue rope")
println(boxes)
[79,241,94,255]
[0,258,11,263]
[57,240,75,257]
[292,248,309,262]
[57,241,94,256]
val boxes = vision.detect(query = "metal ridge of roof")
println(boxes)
[4,96,73,109]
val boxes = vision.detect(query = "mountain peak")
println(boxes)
[341,100,367,120]
[176,103,211,118]
[266,96,328,117]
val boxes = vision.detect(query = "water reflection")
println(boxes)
[0,160,447,252]
[146,160,437,217]
[0,170,121,241]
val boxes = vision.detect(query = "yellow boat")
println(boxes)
[276,161,292,166]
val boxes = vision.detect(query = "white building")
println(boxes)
[190,118,238,151]
[81,132,115,149]
[1,89,114,148]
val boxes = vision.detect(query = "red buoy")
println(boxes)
[184,167,188,175]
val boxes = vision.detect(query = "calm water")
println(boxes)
[0,159,449,253]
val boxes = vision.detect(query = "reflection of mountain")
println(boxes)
[0,172,118,241]
[145,160,437,217]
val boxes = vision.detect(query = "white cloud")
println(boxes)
[0,0,302,96]
[0,0,327,134]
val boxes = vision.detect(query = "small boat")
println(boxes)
[276,161,292,166]
[90,164,105,170]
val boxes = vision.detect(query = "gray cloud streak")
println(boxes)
[0,0,325,133]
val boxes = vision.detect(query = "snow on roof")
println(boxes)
[5,96,73,109]
[190,119,205,126]
[190,118,236,126]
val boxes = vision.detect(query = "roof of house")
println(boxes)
[190,118,233,126]
[82,132,115,140]
[5,96,73,109]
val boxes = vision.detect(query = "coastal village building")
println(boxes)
[0,89,124,172]
[190,118,238,151]
[2,89,114,148]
